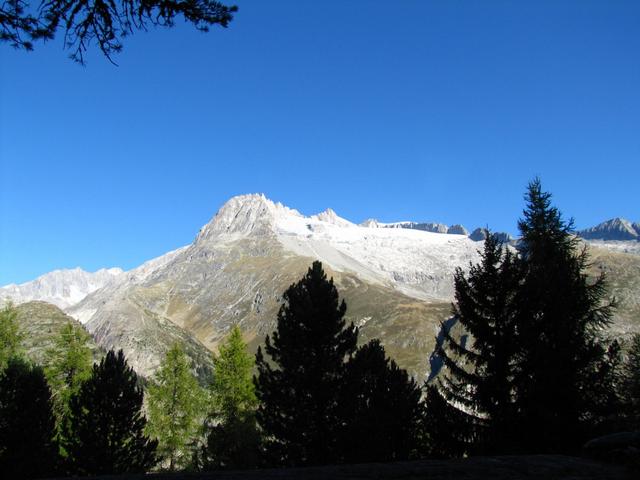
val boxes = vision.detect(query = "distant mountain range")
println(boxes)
[577,217,640,242]
[1,195,638,378]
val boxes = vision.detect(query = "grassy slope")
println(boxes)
[14,301,103,367]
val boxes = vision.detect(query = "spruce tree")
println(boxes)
[146,343,207,471]
[254,261,357,466]
[429,232,522,456]
[202,325,260,470]
[64,349,157,475]
[0,357,59,479]
[339,339,422,463]
[0,302,23,370]
[515,179,617,453]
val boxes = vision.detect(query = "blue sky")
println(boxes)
[1,0,639,285]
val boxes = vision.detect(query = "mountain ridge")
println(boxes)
[2,194,639,378]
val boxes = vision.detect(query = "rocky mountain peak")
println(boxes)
[311,208,353,227]
[578,217,638,242]
[196,194,301,241]
[360,218,380,228]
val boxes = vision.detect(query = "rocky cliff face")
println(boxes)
[578,217,639,241]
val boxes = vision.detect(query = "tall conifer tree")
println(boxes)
[339,339,422,463]
[45,323,93,440]
[254,261,357,466]
[64,349,157,475]
[515,179,617,452]
[425,232,522,456]
[0,358,59,479]
[146,343,207,471]
[202,326,260,470]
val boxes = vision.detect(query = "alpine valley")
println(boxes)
[2,194,639,380]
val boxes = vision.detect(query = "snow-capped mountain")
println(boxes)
[3,194,639,378]
[0,267,123,309]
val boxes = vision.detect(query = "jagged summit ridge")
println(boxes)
[0,267,123,309]
[196,193,303,240]
[311,208,353,227]
[578,217,639,242]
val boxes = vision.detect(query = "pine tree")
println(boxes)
[64,349,157,475]
[44,323,93,440]
[146,343,207,471]
[515,178,617,453]
[339,339,422,463]
[254,261,358,466]
[0,302,23,370]
[0,357,59,479]
[429,232,522,456]
[202,325,260,470]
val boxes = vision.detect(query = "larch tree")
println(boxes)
[202,325,260,470]
[45,323,93,439]
[146,343,208,471]
[0,301,23,370]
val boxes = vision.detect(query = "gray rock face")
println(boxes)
[578,218,639,241]
[469,228,513,243]
[447,224,469,236]
[469,227,488,242]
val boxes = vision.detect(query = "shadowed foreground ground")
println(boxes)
[56,455,635,480]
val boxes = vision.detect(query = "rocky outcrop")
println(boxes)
[578,218,639,242]
[447,224,469,235]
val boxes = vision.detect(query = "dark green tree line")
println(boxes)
[426,179,621,456]
[64,349,157,475]
[0,357,59,479]
[255,261,422,466]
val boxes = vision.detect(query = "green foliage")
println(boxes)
[146,343,207,471]
[422,384,472,459]
[211,326,257,418]
[429,232,523,456]
[202,326,260,470]
[622,333,640,428]
[64,349,157,475]
[427,179,620,456]
[0,357,59,479]
[0,301,23,370]
[339,339,423,463]
[0,0,237,63]
[255,261,358,466]
[515,179,619,452]
[44,323,93,437]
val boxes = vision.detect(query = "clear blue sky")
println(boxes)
[1,0,639,285]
